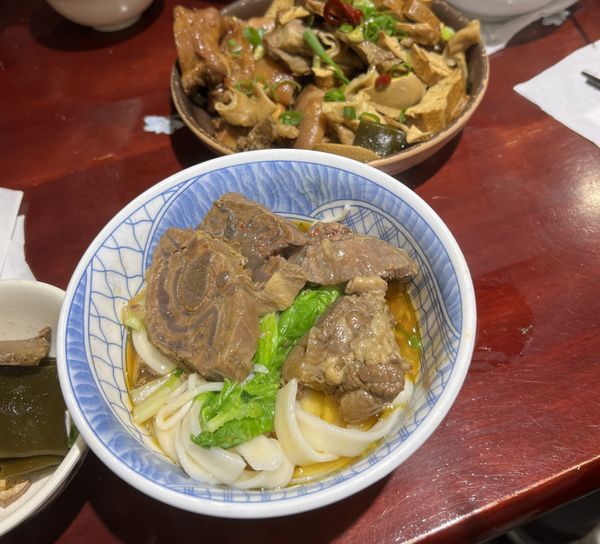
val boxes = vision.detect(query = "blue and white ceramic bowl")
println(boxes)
[57,149,476,518]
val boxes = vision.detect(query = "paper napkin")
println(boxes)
[0,188,35,280]
[514,39,600,148]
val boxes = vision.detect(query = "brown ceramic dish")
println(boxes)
[170,0,490,175]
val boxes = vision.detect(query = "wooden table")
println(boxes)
[2,1,599,542]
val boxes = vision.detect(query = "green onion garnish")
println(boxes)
[360,112,380,123]
[243,26,264,48]
[303,29,350,85]
[343,106,356,120]
[235,80,255,96]
[397,109,406,123]
[441,25,456,41]
[228,39,242,58]
[279,111,303,126]
[324,87,346,102]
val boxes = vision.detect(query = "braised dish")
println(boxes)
[171,0,489,173]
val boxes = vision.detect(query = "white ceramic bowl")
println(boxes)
[57,149,476,518]
[0,280,87,538]
[447,0,553,21]
[46,0,154,32]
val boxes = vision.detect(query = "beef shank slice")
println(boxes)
[145,227,259,382]
[282,284,410,423]
[288,221,418,285]
[199,192,306,270]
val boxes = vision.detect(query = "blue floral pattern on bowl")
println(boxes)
[58,150,475,518]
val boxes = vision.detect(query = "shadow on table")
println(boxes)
[42,452,389,544]
[28,0,165,52]
[2,455,90,544]
[399,133,462,190]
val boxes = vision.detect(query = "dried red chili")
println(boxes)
[323,0,364,27]
[375,73,392,91]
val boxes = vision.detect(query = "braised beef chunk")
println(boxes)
[145,228,259,382]
[253,256,307,315]
[282,287,410,423]
[288,221,418,285]
[0,327,51,367]
[200,192,307,270]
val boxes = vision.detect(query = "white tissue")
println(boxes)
[143,115,185,135]
[514,39,600,149]
[0,188,35,280]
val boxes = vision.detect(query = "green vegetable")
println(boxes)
[228,39,242,58]
[360,112,381,123]
[441,24,456,41]
[242,26,264,48]
[235,80,255,96]
[303,29,350,85]
[354,118,407,157]
[132,369,183,424]
[324,87,346,102]
[192,286,342,449]
[343,105,357,119]
[390,62,412,76]
[279,110,303,126]
[67,423,79,448]
[397,109,407,123]
[121,293,146,331]
[243,26,266,60]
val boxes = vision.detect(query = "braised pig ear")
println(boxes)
[214,86,277,128]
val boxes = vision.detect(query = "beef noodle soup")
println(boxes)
[122,193,420,489]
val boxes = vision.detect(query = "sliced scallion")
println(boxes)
[343,106,356,120]
[303,29,350,85]
[324,87,346,102]
[360,112,380,123]
[441,24,456,41]
[279,110,303,126]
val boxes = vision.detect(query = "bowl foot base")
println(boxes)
[92,15,141,32]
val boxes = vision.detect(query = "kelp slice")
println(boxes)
[0,360,69,459]
[0,455,63,480]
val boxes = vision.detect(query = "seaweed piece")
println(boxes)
[0,359,69,459]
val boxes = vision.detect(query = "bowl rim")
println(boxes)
[0,280,87,537]
[57,149,476,518]
[170,0,490,173]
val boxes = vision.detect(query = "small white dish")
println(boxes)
[46,0,154,32]
[0,280,86,538]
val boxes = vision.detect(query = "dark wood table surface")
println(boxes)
[2,0,599,542]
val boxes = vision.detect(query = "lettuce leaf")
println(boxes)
[192,285,341,449]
